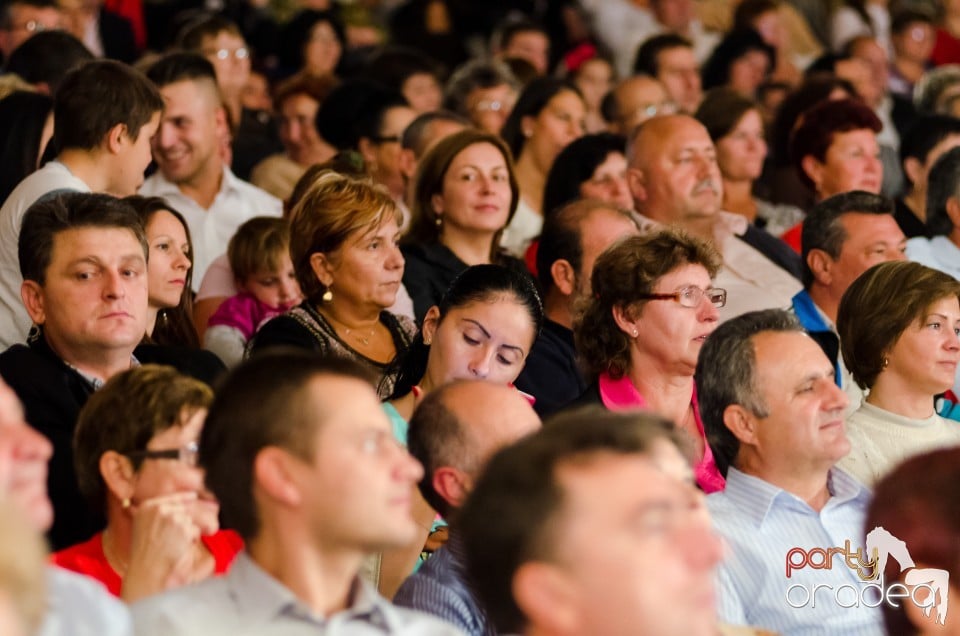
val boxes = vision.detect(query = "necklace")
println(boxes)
[322,309,378,347]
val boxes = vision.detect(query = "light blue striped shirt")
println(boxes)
[707,467,884,636]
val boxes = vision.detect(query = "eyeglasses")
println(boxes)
[126,441,199,467]
[8,19,47,33]
[630,100,678,122]
[637,286,727,309]
[471,99,514,114]
[204,47,249,61]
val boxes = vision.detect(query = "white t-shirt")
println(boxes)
[0,162,91,349]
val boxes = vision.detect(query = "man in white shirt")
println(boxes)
[0,60,162,348]
[133,352,462,636]
[696,309,882,635]
[627,114,801,322]
[141,52,281,289]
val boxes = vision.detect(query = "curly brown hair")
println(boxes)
[574,229,721,380]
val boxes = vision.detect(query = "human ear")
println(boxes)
[550,259,576,297]
[309,253,334,289]
[99,451,137,505]
[611,303,640,339]
[806,248,833,287]
[20,281,45,326]
[722,404,757,445]
[253,447,303,507]
[422,306,441,345]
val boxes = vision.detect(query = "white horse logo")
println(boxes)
[866,526,949,625]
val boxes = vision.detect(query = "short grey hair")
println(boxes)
[695,309,803,476]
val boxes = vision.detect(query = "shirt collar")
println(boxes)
[149,165,242,200]
[722,467,870,529]
[226,552,399,630]
[598,372,649,410]
[629,210,747,242]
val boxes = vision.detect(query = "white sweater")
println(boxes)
[838,401,960,486]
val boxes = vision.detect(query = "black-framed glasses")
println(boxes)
[637,286,727,309]
[126,441,199,467]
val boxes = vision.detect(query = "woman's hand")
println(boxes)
[120,492,218,603]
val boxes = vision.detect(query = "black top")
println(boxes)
[249,302,417,398]
[0,336,224,550]
[738,224,803,281]
[894,197,928,239]
[401,242,531,323]
[514,319,586,418]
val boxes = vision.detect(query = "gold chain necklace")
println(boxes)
[322,310,378,347]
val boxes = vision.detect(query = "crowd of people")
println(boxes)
[3,0,960,634]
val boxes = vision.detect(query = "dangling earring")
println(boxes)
[882,357,889,370]
[435,215,443,229]
[322,288,333,302]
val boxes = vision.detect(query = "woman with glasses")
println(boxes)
[52,365,242,602]
[836,261,960,486]
[573,229,727,492]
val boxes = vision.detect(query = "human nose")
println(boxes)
[173,249,190,272]
[385,242,404,271]
[467,346,495,379]
[823,379,849,413]
[103,269,126,299]
[698,294,720,321]
[155,121,176,151]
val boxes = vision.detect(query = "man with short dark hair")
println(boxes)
[515,199,639,416]
[793,190,906,409]
[897,114,960,237]
[0,59,162,348]
[697,309,882,634]
[907,145,960,281]
[459,407,723,636]
[141,52,281,289]
[491,18,550,76]
[633,33,704,114]
[394,381,540,635]
[0,193,149,549]
[132,352,461,636]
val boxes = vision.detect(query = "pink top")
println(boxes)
[207,292,288,340]
[598,372,726,493]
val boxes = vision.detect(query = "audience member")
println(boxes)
[542,133,633,218]
[126,196,198,348]
[3,30,93,94]
[907,146,960,279]
[388,264,542,427]
[0,90,53,205]
[627,114,801,320]
[205,217,302,367]
[829,0,890,53]
[250,172,415,398]
[866,447,960,635]
[888,10,936,98]
[141,53,282,289]
[700,29,774,99]
[398,111,469,223]
[177,15,282,181]
[393,381,541,635]
[249,73,337,200]
[460,407,724,635]
[896,115,960,238]
[402,129,526,322]
[364,46,443,115]
[491,18,550,76]
[515,200,637,417]
[0,193,218,550]
[53,365,242,600]
[791,97,883,207]
[837,261,960,484]
[0,376,132,636]
[56,0,138,64]
[0,60,162,349]
[443,59,518,135]
[131,352,461,635]
[794,191,906,411]
[500,77,586,256]
[574,229,726,492]
[276,9,344,79]
[605,74,676,136]
[0,499,46,636]
[565,50,615,134]
[698,309,882,633]
[0,0,60,60]
[695,88,803,236]
[633,33,703,115]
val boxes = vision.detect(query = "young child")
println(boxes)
[204,217,303,366]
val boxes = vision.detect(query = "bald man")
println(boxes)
[627,115,801,321]
[394,381,541,636]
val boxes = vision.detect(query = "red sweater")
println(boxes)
[51,529,243,597]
